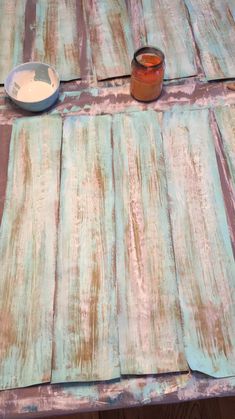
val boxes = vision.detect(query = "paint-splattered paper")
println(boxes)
[0,115,62,389]
[184,0,235,80]
[52,115,120,382]
[163,108,235,377]
[113,111,187,374]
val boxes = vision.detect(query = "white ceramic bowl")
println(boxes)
[5,62,60,112]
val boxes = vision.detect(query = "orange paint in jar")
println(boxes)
[130,46,165,102]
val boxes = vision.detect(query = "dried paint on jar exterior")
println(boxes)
[130,46,165,102]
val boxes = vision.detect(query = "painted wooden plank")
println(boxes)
[33,0,81,80]
[113,111,187,374]
[142,0,197,80]
[52,115,120,382]
[214,107,235,188]
[0,0,27,83]
[184,0,235,80]
[0,124,12,224]
[125,0,147,49]
[0,115,62,389]
[84,0,134,80]
[163,108,235,377]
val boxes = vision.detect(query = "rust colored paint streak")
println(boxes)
[43,1,58,66]
[0,125,12,225]
[23,0,37,62]
[210,110,235,257]
[125,0,147,48]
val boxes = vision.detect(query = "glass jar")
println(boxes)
[130,46,165,102]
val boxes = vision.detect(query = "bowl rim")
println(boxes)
[4,61,60,104]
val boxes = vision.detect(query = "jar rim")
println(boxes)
[134,46,165,69]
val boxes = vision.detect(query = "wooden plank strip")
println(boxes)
[113,111,187,374]
[52,115,120,382]
[163,108,235,377]
[0,124,12,225]
[83,0,134,80]
[0,0,27,83]
[211,108,235,256]
[0,115,62,389]
[23,0,37,62]
[125,0,147,49]
[142,0,197,80]
[214,107,235,188]
[184,0,235,80]
[33,0,81,81]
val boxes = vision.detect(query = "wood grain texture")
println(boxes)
[214,107,235,188]
[0,0,26,83]
[142,0,197,80]
[125,0,147,49]
[184,0,235,80]
[0,124,12,224]
[52,115,120,382]
[0,115,62,390]
[163,109,235,378]
[84,0,134,80]
[33,0,81,80]
[213,107,235,255]
[113,111,187,374]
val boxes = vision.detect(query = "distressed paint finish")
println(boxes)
[0,0,27,83]
[142,0,197,80]
[125,0,147,48]
[113,111,187,374]
[163,109,235,377]
[212,107,235,255]
[52,115,120,382]
[184,0,235,80]
[0,115,62,389]
[33,0,81,80]
[214,107,235,188]
[1,80,235,122]
[0,124,12,224]
[84,0,134,80]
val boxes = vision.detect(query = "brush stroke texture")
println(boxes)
[113,111,187,374]
[184,0,235,80]
[214,106,235,187]
[142,0,197,80]
[84,0,134,80]
[33,0,81,80]
[163,108,235,377]
[0,0,26,83]
[52,115,120,382]
[0,115,62,389]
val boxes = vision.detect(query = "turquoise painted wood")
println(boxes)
[163,108,235,378]
[84,0,134,80]
[0,115,62,389]
[142,0,197,80]
[184,0,235,80]
[113,111,187,375]
[52,115,120,382]
[214,106,235,187]
[0,0,26,83]
[34,0,81,81]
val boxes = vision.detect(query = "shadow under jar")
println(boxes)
[130,46,165,102]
